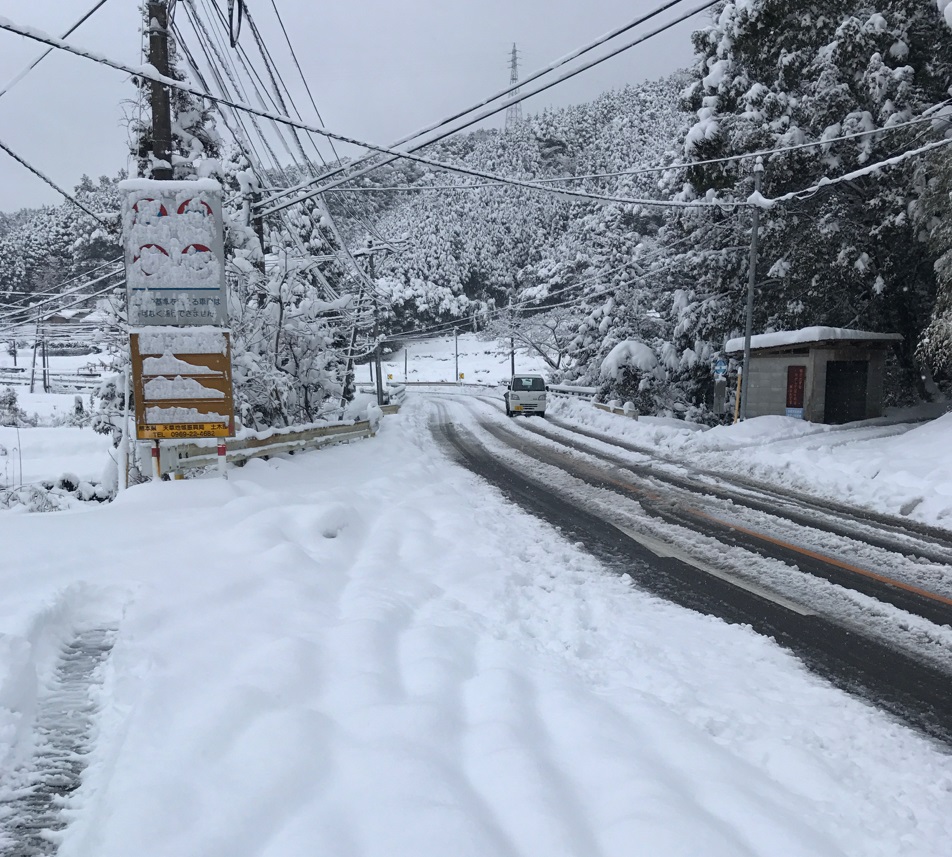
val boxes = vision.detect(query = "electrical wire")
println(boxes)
[0,0,112,101]
[758,135,952,206]
[258,0,724,214]
[260,0,720,209]
[319,105,952,197]
[0,263,124,325]
[0,136,112,228]
[0,280,125,339]
[0,16,750,215]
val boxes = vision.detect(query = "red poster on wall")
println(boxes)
[786,365,806,418]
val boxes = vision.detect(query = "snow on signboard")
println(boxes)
[121,179,228,327]
[130,327,234,439]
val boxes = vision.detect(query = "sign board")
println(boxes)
[121,179,228,327]
[713,358,728,377]
[786,365,806,419]
[130,327,235,440]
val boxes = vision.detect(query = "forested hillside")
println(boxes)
[4,0,952,423]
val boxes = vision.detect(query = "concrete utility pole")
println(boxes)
[369,251,385,407]
[508,295,515,376]
[147,1,173,180]
[740,157,764,422]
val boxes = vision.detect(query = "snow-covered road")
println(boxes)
[2,393,952,856]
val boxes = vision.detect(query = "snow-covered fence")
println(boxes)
[402,381,490,387]
[547,383,596,400]
[357,383,407,405]
[593,400,639,419]
[0,368,103,394]
[161,419,376,474]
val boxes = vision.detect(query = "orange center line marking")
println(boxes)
[599,471,952,610]
[695,510,952,609]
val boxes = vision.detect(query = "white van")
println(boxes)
[504,374,547,417]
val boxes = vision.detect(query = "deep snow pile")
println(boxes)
[1,397,952,857]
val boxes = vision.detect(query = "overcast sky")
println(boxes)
[0,0,704,213]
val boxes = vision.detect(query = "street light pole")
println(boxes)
[740,156,764,422]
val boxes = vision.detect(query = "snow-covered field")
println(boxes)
[2,334,952,857]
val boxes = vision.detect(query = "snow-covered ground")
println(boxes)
[2,334,952,857]
[548,396,952,529]
[377,332,551,386]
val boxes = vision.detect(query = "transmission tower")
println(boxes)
[505,43,522,131]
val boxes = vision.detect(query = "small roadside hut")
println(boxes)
[724,326,902,424]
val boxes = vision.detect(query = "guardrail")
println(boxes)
[0,368,103,394]
[161,418,379,475]
[356,383,407,405]
[593,401,639,419]
[547,384,596,400]
[401,381,491,387]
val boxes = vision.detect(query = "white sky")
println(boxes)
[0,0,701,212]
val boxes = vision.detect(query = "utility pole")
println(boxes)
[369,251,384,407]
[454,327,459,385]
[740,157,764,422]
[508,294,515,376]
[147,1,173,180]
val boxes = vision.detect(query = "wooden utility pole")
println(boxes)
[147,1,173,180]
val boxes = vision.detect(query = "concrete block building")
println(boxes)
[724,327,902,424]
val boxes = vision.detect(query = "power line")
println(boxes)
[0,263,123,325]
[257,0,723,215]
[0,280,124,339]
[0,16,746,223]
[758,135,952,207]
[300,105,952,208]
[0,136,112,228]
[259,0,718,210]
[0,0,112,101]
[0,257,122,306]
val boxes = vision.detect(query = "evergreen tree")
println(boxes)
[667,0,952,403]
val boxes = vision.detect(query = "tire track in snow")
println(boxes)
[0,626,116,857]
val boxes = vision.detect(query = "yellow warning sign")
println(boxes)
[136,423,230,440]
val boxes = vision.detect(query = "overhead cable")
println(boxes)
[0,0,111,101]
[0,17,742,224]
[259,0,719,210]
[0,136,112,227]
[257,0,723,214]
[324,106,952,196]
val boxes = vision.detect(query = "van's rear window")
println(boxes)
[514,377,545,391]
